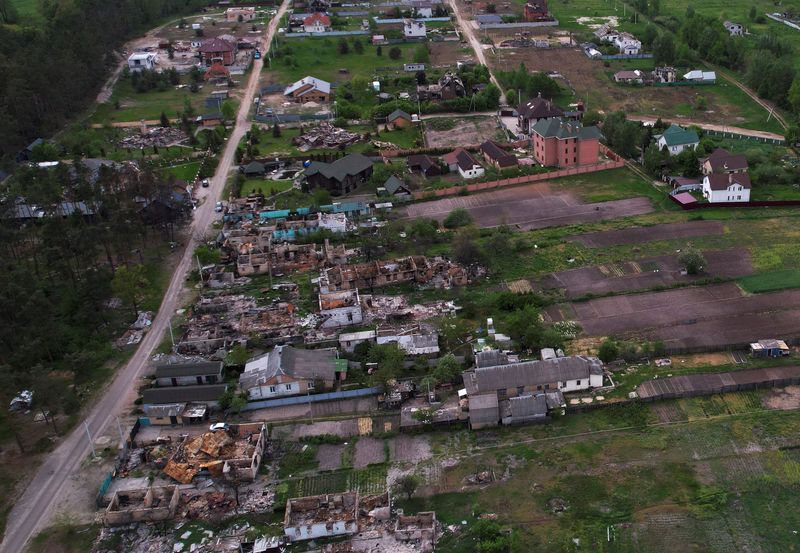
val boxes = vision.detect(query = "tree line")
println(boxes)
[0,0,213,162]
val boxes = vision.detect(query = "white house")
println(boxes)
[724,20,744,36]
[410,0,434,17]
[613,32,641,55]
[284,493,358,542]
[702,173,751,203]
[339,330,377,353]
[319,290,363,328]
[403,19,427,38]
[239,345,342,400]
[654,124,700,156]
[683,70,717,83]
[455,150,484,179]
[127,52,157,72]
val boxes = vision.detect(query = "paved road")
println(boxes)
[0,3,289,552]
[626,115,786,141]
[445,0,507,105]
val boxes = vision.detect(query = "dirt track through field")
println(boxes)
[400,183,653,229]
[537,248,753,298]
[545,282,800,350]
[568,220,725,248]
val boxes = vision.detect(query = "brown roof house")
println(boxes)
[700,148,749,176]
[385,109,413,129]
[303,12,331,33]
[480,140,518,169]
[517,92,564,135]
[199,37,236,66]
[239,345,345,400]
[204,61,231,82]
[407,154,442,177]
[284,76,332,103]
[304,153,373,195]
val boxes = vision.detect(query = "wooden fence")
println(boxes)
[670,195,800,210]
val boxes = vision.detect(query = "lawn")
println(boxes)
[241,178,294,196]
[738,269,800,293]
[91,77,211,124]
[266,37,420,83]
[552,166,668,205]
[161,161,201,182]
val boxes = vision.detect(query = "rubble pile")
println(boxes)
[181,491,236,519]
[119,127,188,149]
[292,123,363,151]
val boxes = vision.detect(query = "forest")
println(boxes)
[0,0,213,162]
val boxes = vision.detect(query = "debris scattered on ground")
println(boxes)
[119,127,188,149]
[293,122,363,151]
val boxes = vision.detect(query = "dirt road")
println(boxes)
[0,3,289,552]
[626,115,786,141]
[445,0,507,105]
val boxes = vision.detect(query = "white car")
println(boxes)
[202,179,210,188]
[209,423,229,432]
[215,201,223,212]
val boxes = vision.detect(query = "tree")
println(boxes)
[643,143,666,177]
[653,33,676,65]
[112,264,148,317]
[432,354,461,384]
[685,4,694,18]
[226,344,250,367]
[354,38,364,54]
[678,249,706,275]
[486,3,496,12]
[452,231,484,266]
[443,208,472,228]
[221,100,236,121]
[389,46,402,60]
[376,45,382,56]
[749,5,757,20]
[338,37,350,55]
[598,339,619,363]
[272,122,281,137]
[159,111,170,127]
[229,395,247,416]
[393,474,420,499]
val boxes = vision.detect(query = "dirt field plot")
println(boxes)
[568,220,725,248]
[316,444,345,471]
[536,248,753,298]
[353,437,386,468]
[545,282,800,350]
[388,435,432,464]
[400,182,653,229]
[423,116,505,149]
[429,41,475,66]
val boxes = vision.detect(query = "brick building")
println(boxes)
[530,117,602,168]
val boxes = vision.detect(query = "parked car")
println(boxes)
[209,422,229,432]
[202,179,210,187]
[215,201,223,212]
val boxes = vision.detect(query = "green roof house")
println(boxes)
[655,124,699,156]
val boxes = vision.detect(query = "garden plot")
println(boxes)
[353,437,386,468]
[316,444,346,471]
[568,220,725,248]
[423,116,504,149]
[389,435,432,464]
[535,248,753,298]
[400,182,653,229]
[544,282,800,350]
[286,466,388,498]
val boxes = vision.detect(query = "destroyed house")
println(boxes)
[319,256,468,293]
[377,329,440,356]
[319,290,364,328]
[104,486,181,526]
[416,73,465,101]
[142,384,228,407]
[154,360,224,387]
[239,345,344,400]
[750,339,790,358]
[162,422,266,484]
[395,512,437,541]
[284,493,359,542]
[304,153,374,195]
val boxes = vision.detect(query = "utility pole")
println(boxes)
[169,320,176,352]
[84,421,97,458]
[116,416,125,446]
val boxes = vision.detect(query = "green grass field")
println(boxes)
[92,77,210,124]
[266,37,419,83]
[738,269,800,293]
[241,178,294,196]
[161,161,201,182]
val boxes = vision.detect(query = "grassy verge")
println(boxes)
[241,179,294,196]
[738,269,800,293]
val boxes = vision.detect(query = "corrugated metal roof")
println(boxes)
[463,356,603,394]
[637,366,800,400]
[154,361,223,378]
[142,384,228,405]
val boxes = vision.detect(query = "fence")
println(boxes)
[95,418,142,507]
[598,53,653,60]
[669,194,800,210]
[242,386,380,411]
[478,19,559,29]
[285,30,369,38]
[254,113,331,124]
[702,129,786,145]
[373,17,451,23]
[411,153,625,199]
[653,80,715,87]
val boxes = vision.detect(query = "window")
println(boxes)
[576,380,581,386]
[737,195,742,200]
[269,386,276,393]
[537,385,542,391]
[307,381,315,389]
[544,384,550,390]
[207,375,217,384]
[498,388,507,400]
[285,384,292,391]
[517,386,525,395]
